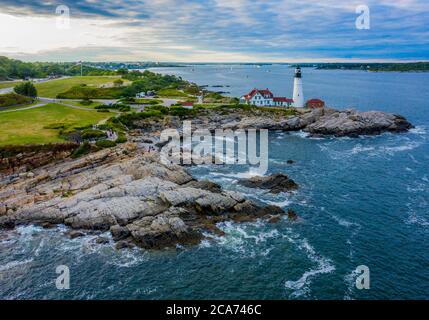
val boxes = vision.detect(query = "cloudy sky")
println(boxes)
[0,0,428,62]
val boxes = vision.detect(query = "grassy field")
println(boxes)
[35,76,128,98]
[0,103,110,146]
[157,88,189,98]
[0,81,22,89]
[58,100,103,109]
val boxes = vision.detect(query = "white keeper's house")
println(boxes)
[239,88,293,107]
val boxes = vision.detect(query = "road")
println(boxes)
[0,87,14,94]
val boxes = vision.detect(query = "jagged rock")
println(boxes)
[304,110,413,137]
[287,160,295,164]
[268,215,281,224]
[115,240,135,250]
[239,173,298,194]
[94,237,110,244]
[110,225,131,241]
[127,208,201,249]
[184,180,222,193]
[0,216,15,229]
[66,230,85,239]
[287,208,298,221]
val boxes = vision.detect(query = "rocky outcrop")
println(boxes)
[129,106,412,139]
[239,173,298,194]
[0,143,287,249]
[303,109,413,137]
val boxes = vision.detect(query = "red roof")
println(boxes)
[273,97,293,103]
[243,88,273,100]
[306,99,324,104]
[182,102,194,106]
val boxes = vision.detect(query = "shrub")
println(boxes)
[115,132,127,143]
[284,108,298,116]
[0,93,33,108]
[57,85,124,99]
[113,79,124,87]
[119,105,131,112]
[14,81,37,98]
[114,110,163,127]
[169,106,197,117]
[71,142,91,158]
[145,104,169,114]
[81,129,106,140]
[96,140,116,148]
[43,123,69,130]
[119,97,135,104]
[142,99,162,105]
[79,99,94,106]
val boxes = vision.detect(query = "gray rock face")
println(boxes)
[0,144,286,249]
[239,173,298,194]
[304,109,413,137]
[220,107,412,137]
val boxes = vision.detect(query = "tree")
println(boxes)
[14,81,38,98]
[116,68,129,75]
[113,78,124,87]
[0,66,7,80]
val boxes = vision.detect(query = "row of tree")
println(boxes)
[0,56,116,80]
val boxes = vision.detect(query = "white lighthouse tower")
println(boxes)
[293,66,304,108]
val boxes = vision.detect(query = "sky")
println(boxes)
[0,0,428,62]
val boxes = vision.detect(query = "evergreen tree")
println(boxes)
[14,81,38,98]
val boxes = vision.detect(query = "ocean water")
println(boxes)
[1,66,428,299]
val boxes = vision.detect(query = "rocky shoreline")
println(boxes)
[128,106,413,140]
[0,106,413,249]
[0,143,289,249]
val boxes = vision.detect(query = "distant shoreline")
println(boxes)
[149,62,429,73]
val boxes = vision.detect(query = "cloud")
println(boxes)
[0,0,428,61]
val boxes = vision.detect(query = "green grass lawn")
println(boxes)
[35,76,128,98]
[0,81,22,89]
[58,100,103,109]
[0,103,110,146]
[157,88,189,98]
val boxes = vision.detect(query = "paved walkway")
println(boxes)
[0,102,48,113]
[0,87,14,94]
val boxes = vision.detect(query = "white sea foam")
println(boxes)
[264,198,291,207]
[319,138,423,160]
[207,221,280,257]
[343,268,360,300]
[351,145,375,154]
[409,126,427,135]
[289,131,310,138]
[409,154,420,164]
[0,258,33,272]
[406,211,429,227]
[283,234,335,298]
[107,249,150,268]
[209,168,265,179]
[406,183,426,193]
[380,141,421,154]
